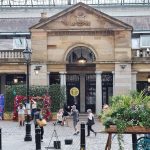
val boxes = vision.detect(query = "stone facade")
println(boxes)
[29,3,133,113]
[0,3,150,113]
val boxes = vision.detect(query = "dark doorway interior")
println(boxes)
[5,74,26,85]
[66,74,80,111]
[102,73,113,105]
[85,74,96,113]
[49,72,60,85]
[137,81,150,95]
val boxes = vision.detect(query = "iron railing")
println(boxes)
[0,0,150,7]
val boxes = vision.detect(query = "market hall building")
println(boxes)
[0,2,150,114]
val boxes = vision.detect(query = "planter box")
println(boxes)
[105,125,150,134]
[3,112,13,120]
[51,113,57,121]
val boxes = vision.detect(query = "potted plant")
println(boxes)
[100,91,150,150]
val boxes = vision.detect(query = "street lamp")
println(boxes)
[34,65,42,75]
[77,49,87,64]
[23,44,32,141]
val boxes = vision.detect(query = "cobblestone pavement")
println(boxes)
[0,119,134,150]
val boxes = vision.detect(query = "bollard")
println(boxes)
[80,122,86,150]
[0,128,1,150]
[35,127,41,150]
[24,123,32,141]
[132,134,137,150]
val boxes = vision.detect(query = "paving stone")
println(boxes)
[0,119,135,150]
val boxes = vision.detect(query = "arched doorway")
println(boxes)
[66,46,96,112]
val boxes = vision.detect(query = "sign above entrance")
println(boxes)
[70,87,79,97]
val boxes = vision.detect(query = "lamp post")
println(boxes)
[23,45,32,141]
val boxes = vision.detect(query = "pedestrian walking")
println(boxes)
[86,109,96,137]
[71,105,79,135]
[63,103,70,126]
[34,108,44,142]
[31,99,37,120]
[18,103,25,126]
[56,108,64,125]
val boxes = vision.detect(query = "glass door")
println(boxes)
[85,74,96,113]
[102,73,113,105]
[66,74,80,111]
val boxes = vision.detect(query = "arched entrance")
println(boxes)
[66,46,96,112]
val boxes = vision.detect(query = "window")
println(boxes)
[49,73,60,85]
[132,38,140,49]
[140,35,150,48]
[13,37,26,49]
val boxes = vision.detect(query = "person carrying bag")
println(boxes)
[86,109,96,137]
[36,118,47,127]
[34,108,45,142]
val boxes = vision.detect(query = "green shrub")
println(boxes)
[48,84,66,112]
[100,91,150,150]
[5,84,66,112]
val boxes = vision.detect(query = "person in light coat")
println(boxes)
[18,103,25,126]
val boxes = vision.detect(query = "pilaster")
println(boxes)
[30,64,48,86]
[95,71,102,114]
[132,72,137,91]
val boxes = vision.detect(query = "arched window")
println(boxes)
[66,46,96,64]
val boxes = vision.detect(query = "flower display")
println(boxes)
[13,95,52,121]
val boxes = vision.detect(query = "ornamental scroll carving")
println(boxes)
[71,11,91,26]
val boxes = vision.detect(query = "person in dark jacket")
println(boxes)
[34,108,44,142]
[86,109,96,137]
[63,103,70,126]
[71,105,79,135]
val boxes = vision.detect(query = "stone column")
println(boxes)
[95,71,102,114]
[60,72,66,87]
[47,72,50,86]
[112,71,115,96]
[131,72,137,91]
[60,72,66,101]
[80,73,85,113]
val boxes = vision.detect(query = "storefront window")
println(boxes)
[5,74,26,85]
[49,73,60,85]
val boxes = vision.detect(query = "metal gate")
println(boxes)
[102,73,113,105]
[85,74,96,113]
[66,74,80,111]
[66,73,113,112]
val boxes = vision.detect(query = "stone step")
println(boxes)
[69,113,99,120]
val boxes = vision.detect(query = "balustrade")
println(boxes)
[0,49,150,62]
[132,49,150,61]
[0,50,24,59]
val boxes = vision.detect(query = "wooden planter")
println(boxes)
[51,113,57,121]
[105,125,150,134]
[3,112,13,120]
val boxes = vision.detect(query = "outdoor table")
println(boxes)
[104,126,150,150]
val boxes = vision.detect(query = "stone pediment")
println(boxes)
[30,2,132,31]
